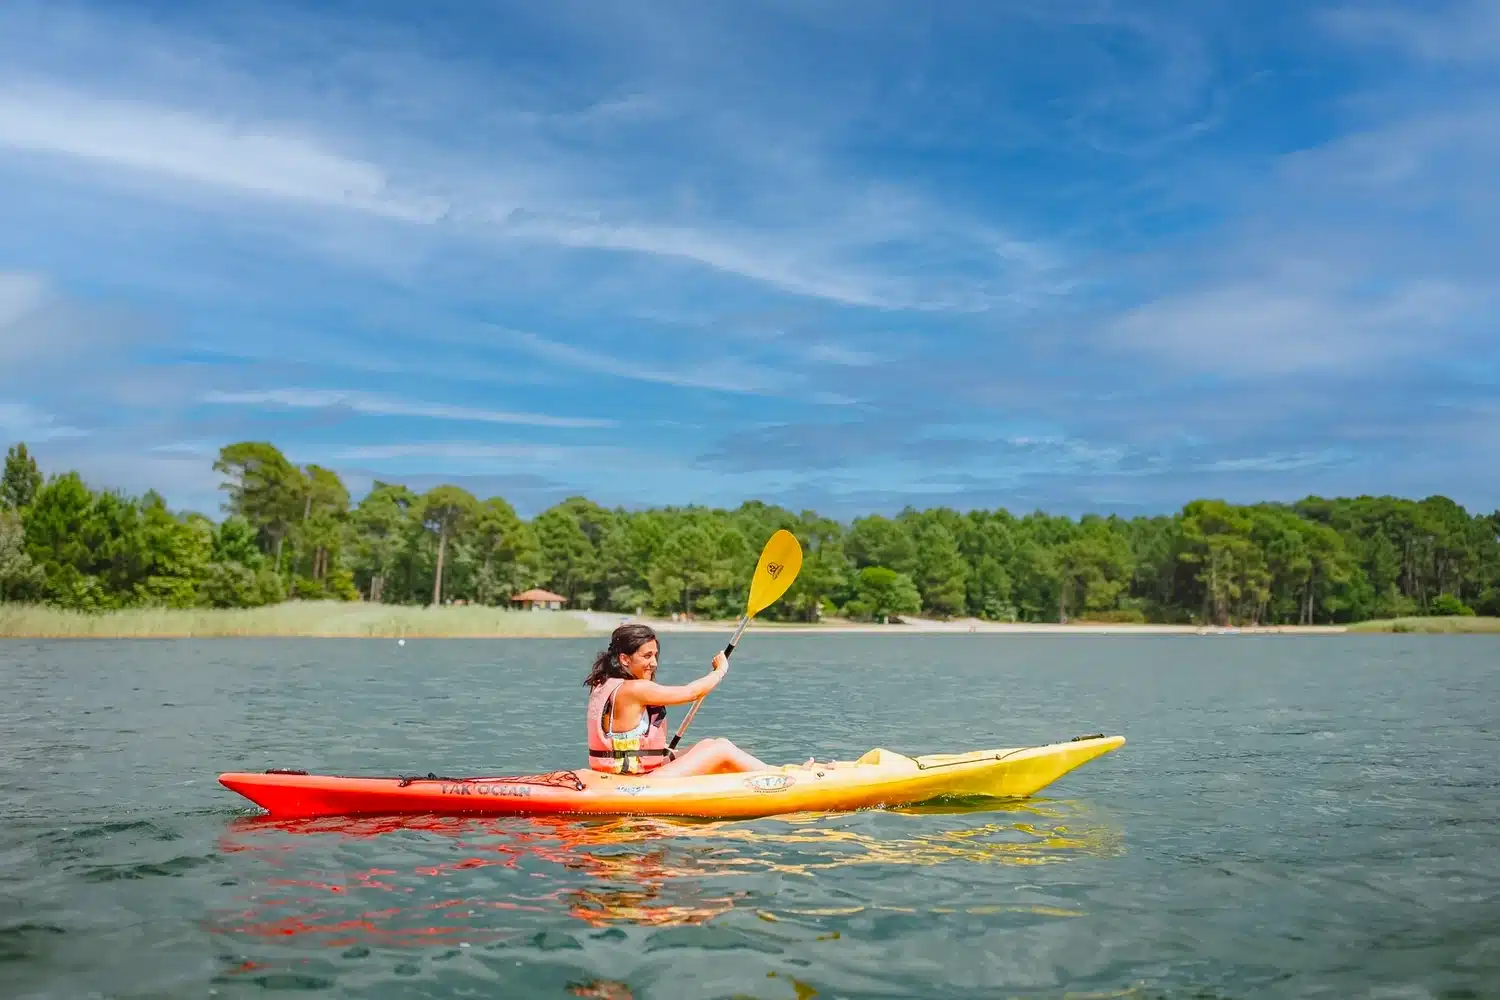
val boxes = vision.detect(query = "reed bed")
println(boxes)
[0,601,593,638]
[1345,616,1500,634]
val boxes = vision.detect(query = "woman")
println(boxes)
[584,623,769,777]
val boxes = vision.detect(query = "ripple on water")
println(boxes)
[185,797,1125,995]
[3,634,1498,999]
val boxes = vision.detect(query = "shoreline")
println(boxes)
[2,602,1496,638]
[578,612,1349,636]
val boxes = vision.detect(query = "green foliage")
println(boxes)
[846,566,923,622]
[1429,593,1475,617]
[1,443,42,511]
[0,507,42,600]
[212,442,304,570]
[418,484,481,605]
[4,438,1500,627]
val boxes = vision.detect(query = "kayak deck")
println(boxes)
[219,734,1124,820]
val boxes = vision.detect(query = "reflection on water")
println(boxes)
[16,637,1490,998]
[208,798,1123,949]
[567,982,636,1000]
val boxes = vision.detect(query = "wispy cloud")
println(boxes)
[335,442,626,463]
[805,342,880,367]
[1319,1,1500,65]
[0,271,47,329]
[1197,450,1350,474]
[0,401,89,442]
[499,211,1049,313]
[693,418,1131,478]
[199,389,615,429]
[0,3,1070,316]
[500,328,797,395]
[0,271,154,379]
[0,82,447,223]
[1102,278,1475,376]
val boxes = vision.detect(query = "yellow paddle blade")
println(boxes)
[746,529,803,618]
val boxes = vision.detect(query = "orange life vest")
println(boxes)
[586,676,670,774]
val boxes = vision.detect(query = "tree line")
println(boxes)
[2,440,1498,625]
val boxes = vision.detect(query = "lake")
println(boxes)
[2,632,1496,999]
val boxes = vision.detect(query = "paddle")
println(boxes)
[667,528,804,752]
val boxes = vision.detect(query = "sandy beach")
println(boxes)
[573,611,1350,636]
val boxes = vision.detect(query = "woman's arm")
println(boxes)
[618,653,728,707]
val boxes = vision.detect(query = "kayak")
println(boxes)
[218,734,1123,820]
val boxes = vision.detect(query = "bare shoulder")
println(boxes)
[613,678,649,702]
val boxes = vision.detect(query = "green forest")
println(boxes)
[2,440,1498,626]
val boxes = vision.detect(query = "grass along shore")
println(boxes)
[0,600,593,638]
[1345,616,1500,634]
[2,601,1497,638]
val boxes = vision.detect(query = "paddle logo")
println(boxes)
[765,562,783,580]
[743,773,795,793]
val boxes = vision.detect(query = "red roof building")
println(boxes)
[510,588,568,610]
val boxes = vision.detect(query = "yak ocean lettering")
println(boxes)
[439,782,533,798]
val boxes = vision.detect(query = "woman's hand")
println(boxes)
[710,651,729,674]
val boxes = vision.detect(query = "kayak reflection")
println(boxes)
[211,798,1121,944]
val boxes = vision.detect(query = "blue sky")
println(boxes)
[0,0,1496,519]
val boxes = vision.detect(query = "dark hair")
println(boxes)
[584,623,659,688]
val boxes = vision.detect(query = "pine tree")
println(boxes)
[1,442,42,511]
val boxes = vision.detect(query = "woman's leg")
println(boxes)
[649,737,769,777]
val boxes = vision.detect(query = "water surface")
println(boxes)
[2,633,1496,998]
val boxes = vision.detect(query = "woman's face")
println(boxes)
[618,639,659,680]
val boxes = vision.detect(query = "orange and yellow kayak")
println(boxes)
[218,734,1123,819]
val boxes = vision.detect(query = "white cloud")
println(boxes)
[149,440,214,456]
[0,80,1055,312]
[500,328,797,395]
[34,443,227,513]
[336,442,624,462]
[1198,451,1347,474]
[199,388,615,429]
[0,272,47,329]
[500,215,1010,313]
[805,342,880,367]
[1104,278,1472,376]
[1320,1,1500,65]
[1100,68,1498,381]
[0,81,447,222]
[0,4,1067,315]
[0,400,88,441]
[1277,106,1500,200]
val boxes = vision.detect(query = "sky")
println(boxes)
[0,0,1497,520]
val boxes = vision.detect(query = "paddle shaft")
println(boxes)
[667,614,750,751]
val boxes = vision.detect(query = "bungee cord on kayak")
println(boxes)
[906,734,1110,771]
[393,771,587,791]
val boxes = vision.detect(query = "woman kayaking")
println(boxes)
[584,623,771,777]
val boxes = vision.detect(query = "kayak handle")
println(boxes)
[667,614,749,752]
